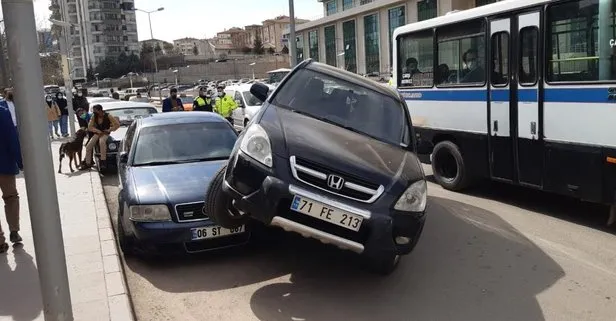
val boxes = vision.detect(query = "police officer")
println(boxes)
[214,84,237,123]
[193,87,214,112]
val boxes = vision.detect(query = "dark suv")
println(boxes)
[205,60,427,274]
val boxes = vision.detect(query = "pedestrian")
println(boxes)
[3,88,16,127]
[162,88,184,112]
[73,88,89,113]
[214,84,237,123]
[80,104,120,171]
[55,91,70,137]
[193,88,214,112]
[110,88,120,100]
[0,99,23,253]
[46,95,61,139]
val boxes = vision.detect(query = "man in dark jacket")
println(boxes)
[162,88,183,112]
[0,100,23,252]
[55,91,70,137]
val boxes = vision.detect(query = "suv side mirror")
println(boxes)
[119,152,128,164]
[250,83,269,102]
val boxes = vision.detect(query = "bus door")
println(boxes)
[488,18,515,182]
[515,12,543,187]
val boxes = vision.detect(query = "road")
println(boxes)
[101,165,616,321]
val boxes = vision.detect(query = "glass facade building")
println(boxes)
[324,25,337,66]
[364,13,380,74]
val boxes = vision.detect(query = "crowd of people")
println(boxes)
[162,84,239,123]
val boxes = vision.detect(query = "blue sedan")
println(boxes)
[116,112,249,255]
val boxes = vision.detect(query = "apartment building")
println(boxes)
[245,24,263,48]
[286,0,495,75]
[139,39,173,55]
[263,16,310,52]
[215,28,251,55]
[54,0,139,79]
[174,37,201,56]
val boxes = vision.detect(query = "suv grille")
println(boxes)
[289,156,384,203]
[175,202,208,222]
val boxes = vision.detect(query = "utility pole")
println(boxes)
[288,0,298,68]
[0,0,73,320]
[0,20,8,87]
[56,23,76,136]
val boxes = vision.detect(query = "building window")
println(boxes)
[326,1,337,16]
[324,26,336,66]
[389,6,405,70]
[343,0,354,10]
[343,20,357,73]
[309,30,319,60]
[476,0,498,7]
[360,0,374,5]
[364,13,380,74]
[417,0,437,22]
[296,34,304,62]
[546,0,616,82]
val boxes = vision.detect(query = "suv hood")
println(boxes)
[269,107,421,188]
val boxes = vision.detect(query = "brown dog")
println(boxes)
[58,129,88,173]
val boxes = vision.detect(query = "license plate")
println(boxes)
[290,195,363,231]
[191,225,245,241]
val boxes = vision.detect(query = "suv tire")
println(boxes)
[205,164,250,229]
[431,140,472,191]
[366,254,400,275]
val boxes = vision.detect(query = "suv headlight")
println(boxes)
[129,205,172,222]
[239,124,272,167]
[393,180,427,212]
[108,142,118,151]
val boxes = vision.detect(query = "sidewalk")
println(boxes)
[0,141,133,321]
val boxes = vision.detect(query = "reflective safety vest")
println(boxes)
[388,78,394,87]
[214,94,237,117]
[194,96,213,111]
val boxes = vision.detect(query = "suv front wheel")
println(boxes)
[205,164,249,229]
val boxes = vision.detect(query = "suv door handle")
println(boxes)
[530,121,537,135]
[493,120,498,132]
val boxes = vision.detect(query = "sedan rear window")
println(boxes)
[133,122,237,166]
[272,69,409,145]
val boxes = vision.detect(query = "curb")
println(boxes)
[90,170,136,321]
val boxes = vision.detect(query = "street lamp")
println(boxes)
[49,18,76,136]
[249,62,256,79]
[94,72,99,88]
[173,69,178,86]
[135,7,164,97]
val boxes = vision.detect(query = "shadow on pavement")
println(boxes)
[426,175,613,233]
[0,246,43,321]
[248,196,565,321]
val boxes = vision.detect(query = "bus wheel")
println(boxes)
[431,141,471,191]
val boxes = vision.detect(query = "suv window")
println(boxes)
[272,68,409,145]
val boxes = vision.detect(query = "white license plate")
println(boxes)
[191,225,245,241]
[290,195,363,231]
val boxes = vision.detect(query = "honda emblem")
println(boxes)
[327,174,345,190]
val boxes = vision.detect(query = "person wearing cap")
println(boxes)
[214,84,237,123]
[162,88,184,112]
[193,87,214,112]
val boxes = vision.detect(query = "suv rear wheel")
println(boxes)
[431,140,472,191]
[205,164,249,229]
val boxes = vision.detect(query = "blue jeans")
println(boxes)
[47,120,59,136]
[59,115,68,136]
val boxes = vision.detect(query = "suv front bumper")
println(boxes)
[223,151,426,261]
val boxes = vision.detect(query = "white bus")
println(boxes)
[393,0,616,221]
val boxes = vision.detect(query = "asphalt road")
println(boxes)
[101,165,616,321]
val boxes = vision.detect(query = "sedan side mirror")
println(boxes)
[250,83,269,102]
[119,152,128,164]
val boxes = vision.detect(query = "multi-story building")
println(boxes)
[53,0,139,79]
[263,15,310,52]
[174,37,201,56]
[285,0,491,75]
[244,24,263,48]
[215,28,250,55]
[37,29,57,53]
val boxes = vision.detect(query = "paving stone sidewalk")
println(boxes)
[0,141,133,321]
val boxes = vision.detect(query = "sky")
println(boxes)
[5,0,323,43]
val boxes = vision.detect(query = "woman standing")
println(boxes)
[46,95,61,139]
[55,91,69,137]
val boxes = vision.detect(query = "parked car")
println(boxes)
[179,94,195,111]
[204,60,427,274]
[87,97,117,104]
[116,112,248,256]
[94,101,158,173]
[226,84,274,131]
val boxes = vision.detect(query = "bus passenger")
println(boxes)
[436,64,450,85]
[461,49,485,83]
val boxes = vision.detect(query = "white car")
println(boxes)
[226,83,274,131]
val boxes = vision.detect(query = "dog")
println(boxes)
[58,128,88,173]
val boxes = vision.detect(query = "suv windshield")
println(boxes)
[133,122,237,166]
[272,68,409,145]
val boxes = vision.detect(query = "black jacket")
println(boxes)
[55,93,69,116]
[73,95,89,112]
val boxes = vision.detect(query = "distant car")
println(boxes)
[88,97,117,104]
[116,112,248,256]
[179,95,195,111]
[94,101,158,173]
[226,84,274,131]
[205,60,427,275]
[128,96,150,103]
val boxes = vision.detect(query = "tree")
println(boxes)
[267,47,275,55]
[192,45,199,56]
[253,35,264,55]
[163,42,174,54]
[86,64,95,81]
[281,45,289,54]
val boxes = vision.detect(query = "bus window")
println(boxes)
[547,0,616,82]
[397,30,434,87]
[491,32,509,86]
[436,19,486,86]
[519,27,538,86]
